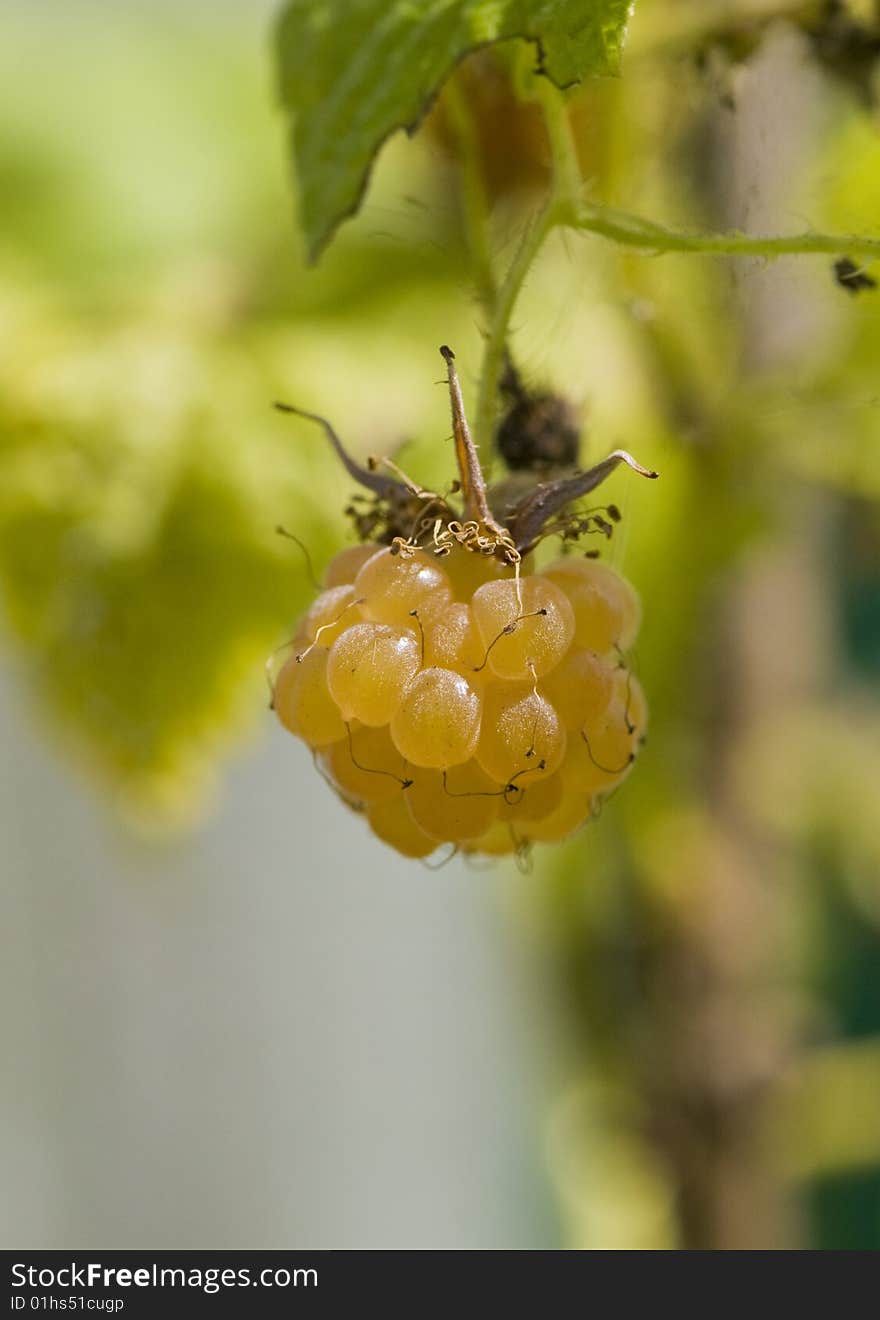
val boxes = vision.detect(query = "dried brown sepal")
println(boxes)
[276,355,657,564]
[506,450,659,556]
[274,400,456,548]
[274,401,403,500]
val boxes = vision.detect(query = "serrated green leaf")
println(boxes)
[276,0,635,260]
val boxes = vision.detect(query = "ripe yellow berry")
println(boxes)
[565,689,638,795]
[323,543,378,588]
[272,344,657,858]
[321,723,408,804]
[326,621,420,726]
[274,647,347,747]
[423,601,487,681]
[390,666,482,769]
[405,761,499,842]
[465,820,519,857]
[471,574,575,680]
[520,773,595,842]
[539,647,614,730]
[355,547,452,628]
[542,558,641,654]
[275,565,644,858]
[367,794,436,859]
[302,584,363,648]
[442,544,510,599]
[475,682,566,784]
[499,771,564,830]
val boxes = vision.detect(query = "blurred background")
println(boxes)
[2,0,880,1249]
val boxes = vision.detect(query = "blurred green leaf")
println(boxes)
[275,0,635,260]
[0,292,342,826]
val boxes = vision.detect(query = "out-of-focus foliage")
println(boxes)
[0,288,319,823]
[0,0,477,823]
[275,0,634,258]
[3,0,880,1249]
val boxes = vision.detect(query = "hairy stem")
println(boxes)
[531,71,582,220]
[444,71,497,317]
[473,76,580,461]
[461,58,880,477]
[473,202,556,460]
[571,201,880,263]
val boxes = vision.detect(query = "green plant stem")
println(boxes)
[444,73,497,317]
[473,200,556,460]
[571,201,880,262]
[470,64,880,466]
[473,76,579,459]
[531,70,582,219]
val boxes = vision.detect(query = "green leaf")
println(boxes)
[275,0,635,260]
[0,296,341,828]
